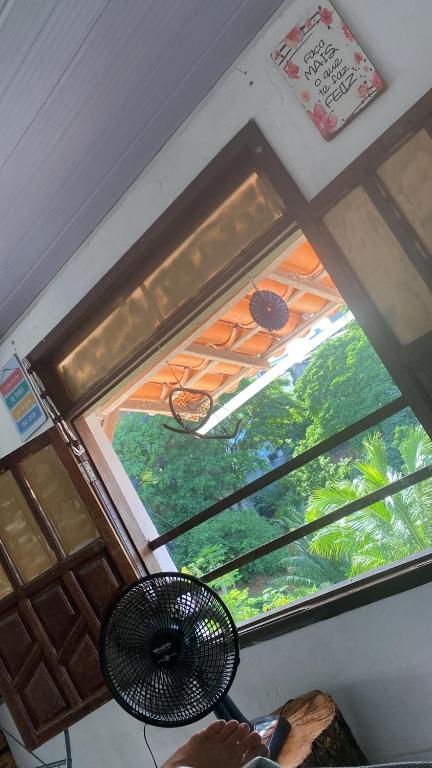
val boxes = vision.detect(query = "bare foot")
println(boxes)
[161,720,269,768]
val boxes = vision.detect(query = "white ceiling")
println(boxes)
[0,0,286,339]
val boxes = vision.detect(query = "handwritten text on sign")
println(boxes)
[0,355,46,441]
[271,3,385,140]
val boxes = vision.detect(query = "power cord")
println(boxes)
[143,725,158,768]
[0,724,70,767]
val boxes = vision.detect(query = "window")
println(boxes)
[94,230,431,623]
[30,102,432,632]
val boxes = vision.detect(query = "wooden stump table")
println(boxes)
[263,690,367,768]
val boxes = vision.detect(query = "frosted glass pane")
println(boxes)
[57,286,160,400]
[20,446,99,555]
[144,173,284,319]
[0,472,56,582]
[324,187,432,344]
[0,561,12,600]
[377,130,432,253]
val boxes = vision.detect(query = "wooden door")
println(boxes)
[0,429,141,748]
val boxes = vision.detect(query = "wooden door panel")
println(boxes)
[0,612,32,679]
[67,634,103,699]
[0,549,127,748]
[74,551,124,619]
[32,582,78,651]
[20,661,69,732]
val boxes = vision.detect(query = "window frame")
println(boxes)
[30,89,432,639]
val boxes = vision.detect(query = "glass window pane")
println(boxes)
[209,468,432,623]
[324,187,432,344]
[170,408,431,613]
[20,446,99,555]
[144,173,284,321]
[57,287,160,400]
[113,319,403,538]
[377,130,432,253]
[0,472,56,582]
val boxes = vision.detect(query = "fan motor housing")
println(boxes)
[150,629,183,666]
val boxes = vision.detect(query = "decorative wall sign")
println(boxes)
[271,2,385,140]
[0,355,47,441]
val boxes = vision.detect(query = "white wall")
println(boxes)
[3,582,432,768]
[1,0,431,458]
[1,1,432,761]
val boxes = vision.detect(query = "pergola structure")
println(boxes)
[98,237,343,440]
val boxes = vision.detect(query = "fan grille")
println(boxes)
[99,573,239,727]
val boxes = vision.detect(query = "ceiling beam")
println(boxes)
[186,343,270,369]
[230,324,259,350]
[119,398,172,415]
[185,360,217,388]
[99,235,330,417]
[269,269,341,301]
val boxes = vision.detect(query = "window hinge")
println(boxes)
[79,460,97,484]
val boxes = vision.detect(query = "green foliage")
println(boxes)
[265,322,417,518]
[172,506,285,579]
[113,411,261,532]
[307,426,432,576]
[182,551,318,623]
[292,322,416,465]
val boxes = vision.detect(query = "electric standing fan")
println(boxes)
[99,573,288,758]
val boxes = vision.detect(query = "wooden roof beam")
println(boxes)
[186,343,271,370]
[118,398,172,415]
[269,269,340,301]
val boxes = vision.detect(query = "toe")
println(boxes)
[230,722,250,748]
[243,743,270,764]
[215,720,240,743]
[238,729,262,755]
[204,720,226,739]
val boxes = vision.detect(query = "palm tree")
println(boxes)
[306,426,432,576]
[276,506,350,590]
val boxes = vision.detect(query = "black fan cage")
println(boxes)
[99,572,240,727]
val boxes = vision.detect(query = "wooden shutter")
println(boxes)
[318,123,432,433]
[0,428,142,749]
